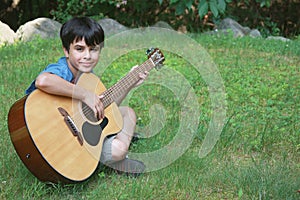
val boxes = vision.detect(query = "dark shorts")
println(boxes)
[100,135,116,164]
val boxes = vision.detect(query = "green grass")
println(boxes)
[0,35,299,199]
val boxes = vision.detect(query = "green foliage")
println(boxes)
[1,0,299,38]
[227,0,300,38]
[50,0,231,30]
[259,17,281,37]
[161,0,230,18]
[245,0,272,8]
[50,0,120,22]
[48,0,299,37]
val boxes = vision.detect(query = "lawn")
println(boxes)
[0,32,299,199]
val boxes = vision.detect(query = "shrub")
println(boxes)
[1,0,299,38]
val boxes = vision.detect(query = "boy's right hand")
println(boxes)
[82,90,104,120]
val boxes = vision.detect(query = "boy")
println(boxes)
[25,16,148,177]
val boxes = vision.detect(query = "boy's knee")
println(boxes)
[127,107,136,122]
[111,139,128,161]
[120,106,136,123]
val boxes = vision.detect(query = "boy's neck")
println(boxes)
[66,57,80,79]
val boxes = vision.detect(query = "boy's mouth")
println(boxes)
[81,62,93,66]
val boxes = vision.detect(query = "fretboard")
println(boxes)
[101,59,155,108]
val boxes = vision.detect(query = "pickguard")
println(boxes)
[82,117,108,146]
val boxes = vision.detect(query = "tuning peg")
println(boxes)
[146,47,154,56]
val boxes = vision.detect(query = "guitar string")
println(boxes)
[70,68,145,123]
[80,56,158,115]
[101,59,154,106]
[69,59,156,123]
[108,60,153,101]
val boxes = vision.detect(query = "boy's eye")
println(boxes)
[75,47,83,51]
[91,46,100,51]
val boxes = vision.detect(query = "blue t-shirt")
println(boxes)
[25,57,74,94]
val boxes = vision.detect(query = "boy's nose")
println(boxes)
[84,50,91,59]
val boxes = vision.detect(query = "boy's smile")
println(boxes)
[64,38,100,76]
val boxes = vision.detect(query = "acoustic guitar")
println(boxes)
[7,48,164,183]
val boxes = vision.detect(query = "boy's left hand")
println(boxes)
[131,65,149,87]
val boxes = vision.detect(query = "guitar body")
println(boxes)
[8,73,123,183]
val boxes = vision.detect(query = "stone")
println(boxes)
[217,18,249,37]
[249,29,262,38]
[0,21,17,45]
[210,18,262,38]
[267,36,291,42]
[98,18,129,37]
[151,21,173,30]
[16,17,61,42]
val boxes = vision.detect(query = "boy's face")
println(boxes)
[63,38,101,75]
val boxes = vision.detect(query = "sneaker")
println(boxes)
[107,158,146,177]
[131,132,142,143]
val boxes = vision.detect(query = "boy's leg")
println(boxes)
[111,106,136,161]
[99,106,145,176]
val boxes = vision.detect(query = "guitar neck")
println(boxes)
[101,59,155,108]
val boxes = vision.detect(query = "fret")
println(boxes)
[102,59,155,108]
[101,48,164,108]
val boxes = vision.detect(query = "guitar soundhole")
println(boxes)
[82,103,98,122]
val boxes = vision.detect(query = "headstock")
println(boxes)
[146,48,165,69]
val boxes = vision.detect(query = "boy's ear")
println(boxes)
[63,47,69,58]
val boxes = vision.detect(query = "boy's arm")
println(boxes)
[35,72,104,119]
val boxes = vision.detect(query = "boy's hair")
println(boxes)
[60,17,105,52]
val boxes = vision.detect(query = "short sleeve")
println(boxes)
[43,60,73,82]
[25,57,74,94]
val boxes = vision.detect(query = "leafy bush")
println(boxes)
[2,0,298,37]
[50,0,122,22]
[227,0,300,38]
[160,0,229,18]
[51,0,298,37]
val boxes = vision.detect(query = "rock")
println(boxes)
[16,17,61,42]
[217,18,250,37]
[98,18,129,37]
[267,36,291,42]
[215,18,262,38]
[249,29,262,38]
[0,21,17,45]
[151,21,173,30]
[204,29,230,36]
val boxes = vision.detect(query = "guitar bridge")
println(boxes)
[58,107,83,145]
